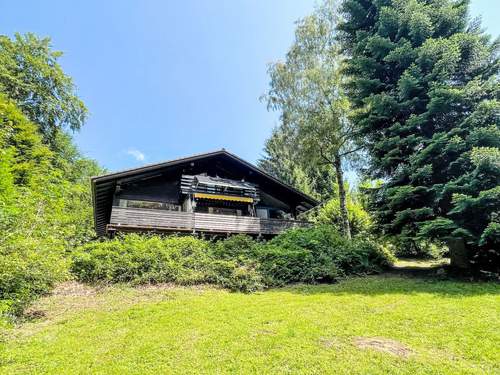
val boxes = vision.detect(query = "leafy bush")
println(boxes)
[207,260,263,293]
[212,234,258,262]
[71,234,263,292]
[71,228,393,293]
[314,198,372,236]
[73,235,206,284]
[255,226,394,286]
[0,241,68,316]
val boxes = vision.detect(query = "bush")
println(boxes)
[0,241,69,316]
[207,260,263,293]
[71,234,263,292]
[314,198,372,236]
[73,235,210,284]
[339,237,395,274]
[255,226,393,286]
[212,234,258,262]
[70,228,394,293]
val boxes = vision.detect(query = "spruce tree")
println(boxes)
[338,0,499,272]
[258,125,338,201]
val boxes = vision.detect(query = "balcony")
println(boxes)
[108,206,310,235]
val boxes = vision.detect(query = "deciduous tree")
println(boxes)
[263,1,361,239]
[0,33,87,147]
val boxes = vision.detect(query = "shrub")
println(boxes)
[339,238,395,274]
[255,226,393,286]
[255,229,340,285]
[207,260,263,293]
[314,198,372,236]
[212,234,258,262]
[72,234,211,284]
[71,228,393,293]
[71,234,263,292]
[0,241,69,316]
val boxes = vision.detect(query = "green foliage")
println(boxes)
[71,234,264,293]
[0,94,53,185]
[260,0,361,237]
[212,234,259,262]
[0,95,101,317]
[339,0,500,271]
[207,260,263,293]
[313,197,372,236]
[0,241,68,316]
[258,124,337,201]
[0,33,87,146]
[386,236,448,259]
[0,38,102,304]
[70,228,393,292]
[72,235,212,284]
[257,226,394,286]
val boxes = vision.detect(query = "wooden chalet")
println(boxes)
[92,150,318,237]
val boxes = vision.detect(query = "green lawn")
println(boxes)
[1,275,499,374]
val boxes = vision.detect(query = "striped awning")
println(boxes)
[193,192,253,203]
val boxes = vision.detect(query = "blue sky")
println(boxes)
[1,0,499,172]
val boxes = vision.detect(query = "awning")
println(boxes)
[194,192,253,203]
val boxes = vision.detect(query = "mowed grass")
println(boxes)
[1,275,499,374]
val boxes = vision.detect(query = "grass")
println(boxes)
[1,275,499,374]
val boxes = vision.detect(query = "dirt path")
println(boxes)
[388,258,450,277]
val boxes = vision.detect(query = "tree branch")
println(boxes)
[339,145,364,157]
[318,145,334,165]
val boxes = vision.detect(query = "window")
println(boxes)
[256,208,268,219]
[118,199,180,211]
[208,207,241,216]
[124,200,163,209]
[256,208,287,219]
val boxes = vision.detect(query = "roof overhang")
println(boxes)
[91,149,319,236]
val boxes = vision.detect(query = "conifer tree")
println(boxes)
[338,0,499,272]
[258,125,337,201]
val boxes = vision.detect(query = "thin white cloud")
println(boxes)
[126,148,145,162]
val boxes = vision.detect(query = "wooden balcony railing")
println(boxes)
[108,206,310,235]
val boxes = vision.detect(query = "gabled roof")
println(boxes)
[91,149,318,236]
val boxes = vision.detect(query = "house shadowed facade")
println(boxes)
[92,150,318,237]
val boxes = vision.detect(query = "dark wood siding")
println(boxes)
[118,177,180,204]
[92,150,318,236]
[109,207,310,235]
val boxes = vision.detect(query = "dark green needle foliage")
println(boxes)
[338,0,499,274]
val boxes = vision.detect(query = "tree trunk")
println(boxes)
[333,154,351,240]
[447,237,469,269]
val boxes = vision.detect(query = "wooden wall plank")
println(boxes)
[109,207,310,235]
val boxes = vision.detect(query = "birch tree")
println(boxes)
[263,1,360,239]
